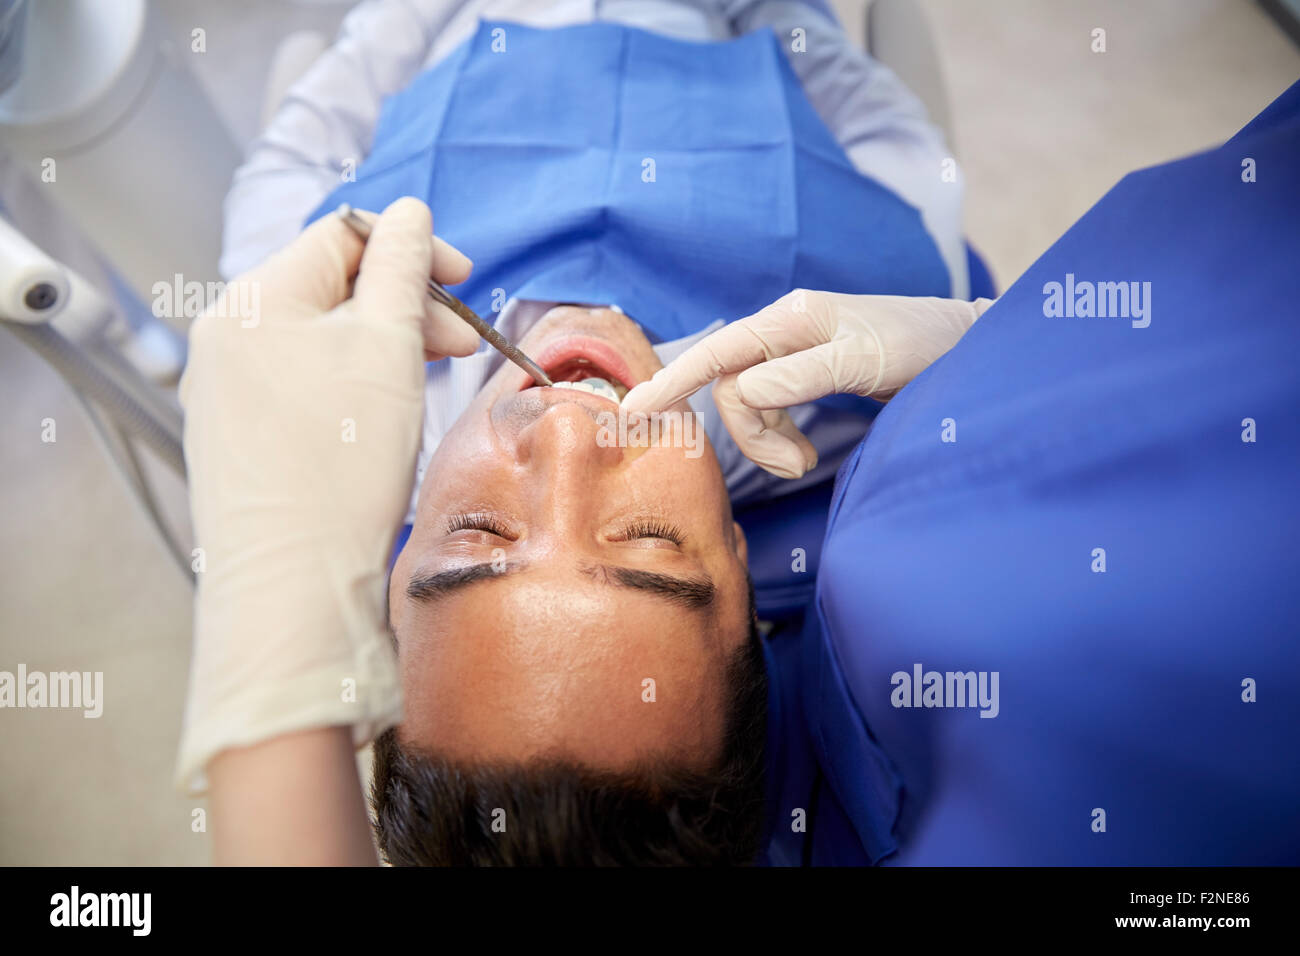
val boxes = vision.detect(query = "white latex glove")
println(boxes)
[622,291,995,479]
[175,197,477,794]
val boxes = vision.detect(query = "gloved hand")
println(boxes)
[175,197,475,794]
[622,291,995,479]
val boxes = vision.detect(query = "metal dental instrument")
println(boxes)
[335,204,552,386]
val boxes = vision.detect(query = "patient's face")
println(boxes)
[389,306,751,771]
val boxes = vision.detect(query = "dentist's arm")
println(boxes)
[178,198,477,865]
[622,291,995,479]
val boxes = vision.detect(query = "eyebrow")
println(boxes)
[405,561,715,610]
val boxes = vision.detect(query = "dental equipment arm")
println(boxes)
[622,291,995,479]
[178,198,474,864]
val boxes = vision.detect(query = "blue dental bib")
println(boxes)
[308,18,950,340]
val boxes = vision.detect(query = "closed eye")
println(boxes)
[619,520,685,545]
[443,515,684,545]
[444,512,515,539]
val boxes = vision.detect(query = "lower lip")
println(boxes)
[529,337,636,390]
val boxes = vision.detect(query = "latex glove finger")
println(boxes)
[345,204,474,288]
[712,372,819,479]
[349,199,479,360]
[736,294,996,405]
[245,212,367,313]
[844,295,994,399]
[622,289,836,413]
[735,338,883,408]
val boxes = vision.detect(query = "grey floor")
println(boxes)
[1,1,1296,865]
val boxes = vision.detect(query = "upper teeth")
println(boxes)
[551,377,624,401]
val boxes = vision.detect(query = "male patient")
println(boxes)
[378,303,768,863]
[198,0,965,864]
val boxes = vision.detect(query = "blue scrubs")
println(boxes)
[780,80,1300,865]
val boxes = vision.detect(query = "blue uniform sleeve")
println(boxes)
[809,80,1300,865]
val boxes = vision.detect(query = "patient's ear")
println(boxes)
[731,521,748,565]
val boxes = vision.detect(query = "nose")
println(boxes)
[516,401,625,477]
[509,398,631,546]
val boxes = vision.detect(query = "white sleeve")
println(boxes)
[722,1,968,297]
[220,0,474,278]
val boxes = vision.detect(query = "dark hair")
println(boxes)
[371,600,768,866]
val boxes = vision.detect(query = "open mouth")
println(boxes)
[522,338,637,403]
[537,361,629,402]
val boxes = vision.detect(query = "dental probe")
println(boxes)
[334,204,553,386]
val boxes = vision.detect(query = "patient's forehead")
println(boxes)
[398,573,728,769]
